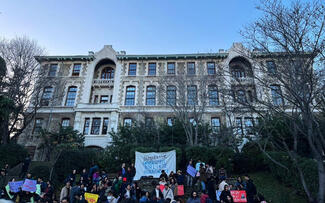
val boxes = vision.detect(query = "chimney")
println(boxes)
[120,51,126,55]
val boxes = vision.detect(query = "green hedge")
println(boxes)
[0,143,28,168]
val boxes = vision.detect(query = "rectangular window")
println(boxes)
[187,85,197,105]
[61,118,70,128]
[271,85,283,105]
[189,118,197,126]
[148,63,156,76]
[83,118,90,135]
[266,61,276,74]
[167,62,175,75]
[91,118,101,135]
[236,90,246,103]
[167,117,174,127]
[244,117,254,135]
[72,64,81,76]
[100,95,109,103]
[94,95,99,104]
[187,62,195,75]
[235,117,243,135]
[145,117,154,128]
[208,85,219,105]
[48,64,57,77]
[41,87,53,106]
[167,86,176,106]
[211,117,221,133]
[33,118,43,133]
[123,118,132,127]
[128,63,137,76]
[65,86,77,107]
[102,118,109,135]
[207,62,216,75]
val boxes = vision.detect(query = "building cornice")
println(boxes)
[35,55,95,62]
[116,53,229,60]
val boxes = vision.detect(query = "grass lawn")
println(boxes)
[248,171,307,203]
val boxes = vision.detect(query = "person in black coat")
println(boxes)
[244,175,257,203]
[207,177,216,201]
[151,184,164,203]
[220,185,233,203]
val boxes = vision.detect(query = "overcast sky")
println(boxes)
[0,0,260,55]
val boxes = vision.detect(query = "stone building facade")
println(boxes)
[18,43,282,158]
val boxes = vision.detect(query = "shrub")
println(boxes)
[0,143,28,168]
[233,142,267,174]
[263,151,318,197]
[54,148,100,182]
[185,146,235,174]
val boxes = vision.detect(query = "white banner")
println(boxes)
[134,150,176,180]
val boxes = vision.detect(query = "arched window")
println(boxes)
[41,86,53,106]
[208,85,219,105]
[166,85,176,105]
[65,86,77,106]
[146,86,156,105]
[125,86,136,106]
[101,67,114,79]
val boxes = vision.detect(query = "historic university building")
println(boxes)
[17,43,282,159]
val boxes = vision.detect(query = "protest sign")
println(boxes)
[22,179,37,192]
[186,165,196,177]
[177,185,184,196]
[230,190,247,203]
[5,185,14,199]
[9,180,24,193]
[159,185,165,192]
[36,184,41,195]
[85,192,99,203]
[134,150,176,180]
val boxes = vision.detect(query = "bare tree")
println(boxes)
[158,62,211,146]
[0,36,46,144]
[228,0,325,202]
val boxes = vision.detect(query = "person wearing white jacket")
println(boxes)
[162,184,174,201]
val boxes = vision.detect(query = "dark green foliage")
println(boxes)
[185,146,235,174]
[263,151,318,197]
[29,162,51,181]
[0,143,28,168]
[233,142,267,174]
[37,127,85,161]
[54,148,100,182]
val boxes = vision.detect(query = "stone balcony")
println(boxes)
[231,77,255,84]
[92,79,114,87]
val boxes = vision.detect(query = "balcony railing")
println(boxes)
[93,79,114,86]
[231,77,254,84]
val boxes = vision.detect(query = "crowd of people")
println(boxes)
[0,160,267,203]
